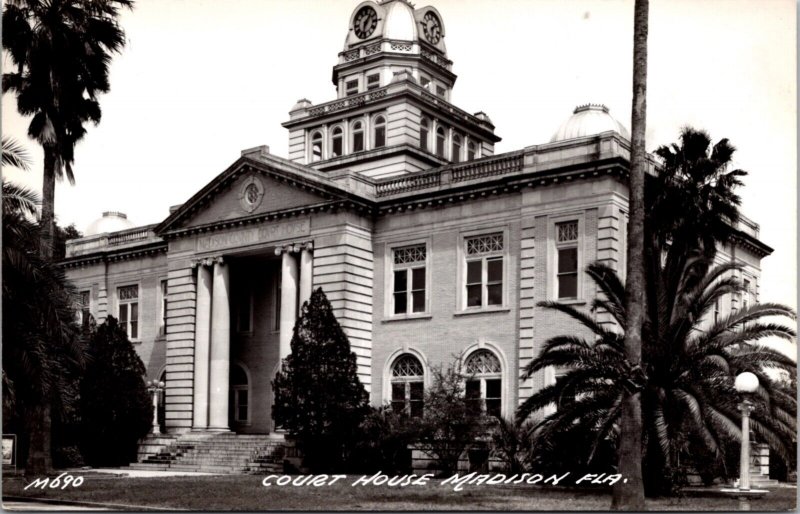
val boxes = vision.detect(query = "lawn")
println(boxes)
[3,474,796,511]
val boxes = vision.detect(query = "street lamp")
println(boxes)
[734,371,759,492]
[146,379,166,435]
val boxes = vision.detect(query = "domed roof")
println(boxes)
[550,104,630,142]
[86,211,135,236]
[382,0,417,40]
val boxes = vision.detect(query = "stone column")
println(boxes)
[192,262,212,430]
[298,243,314,312]
[208,257,231,431]
[279,248,299,360]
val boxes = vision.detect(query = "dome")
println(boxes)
[382,0,417,41]
[86,211,135,236]
[550,104,630,142]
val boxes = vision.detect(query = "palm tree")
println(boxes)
[2,0,132,259]
[517,261,796,495]
[2,137,86,475]
[616,0,649,507]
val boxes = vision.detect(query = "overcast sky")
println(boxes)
[3,0,796,320]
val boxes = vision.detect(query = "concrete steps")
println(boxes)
[130,432,286,475]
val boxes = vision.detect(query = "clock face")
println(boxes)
[353,6,378,39]
[422,12,442,44]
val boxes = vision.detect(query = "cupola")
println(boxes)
[85,211,135,236]
[550,104,630,142]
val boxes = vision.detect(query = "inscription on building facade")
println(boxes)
[197,219,311,252]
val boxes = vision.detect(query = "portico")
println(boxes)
[189,241,314,433]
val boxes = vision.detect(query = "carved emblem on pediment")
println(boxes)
[239,176,264,213]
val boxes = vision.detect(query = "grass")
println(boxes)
[3,474,796,511]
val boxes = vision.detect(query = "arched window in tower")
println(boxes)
[310,131,323,162]
[374,116,386,148]
[352,121,365,153]
[420,118,430,152]
[230,364,249,424]
[436,126,446,158]
[467,141,477,161]
[331,126,343,157]
[464,349,502,418]
[451,134,462,163]
[391,354,424,417]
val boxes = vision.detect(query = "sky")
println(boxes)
[2,0,796,322]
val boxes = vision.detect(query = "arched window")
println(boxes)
[420,118,430,152]
[436,126,446,158]
[391,354,424,417]
[310,131,323,162]
[331,126,343,157]
[373,116,386,148]
[464,349,502,417]
[467,141,477,161]
[352,121,364,153]
[230,364,249,423]
[451,134,462,163]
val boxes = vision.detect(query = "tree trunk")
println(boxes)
[25,401,53,476]
[612,0,648,510]
[40,147,57,261]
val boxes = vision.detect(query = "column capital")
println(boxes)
[303,241,314,252]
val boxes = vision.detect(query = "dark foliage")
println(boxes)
[350,406,420,474]
[416,361,491,476]
[79,316,152,466]
[272,288,369,473]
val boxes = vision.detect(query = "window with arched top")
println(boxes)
[230,364,249,423]
[464,349,502,417]
[467,141,477,161]
[420,118,430,152]
[391,354,424,417]
[310,131,323,162]
[436,126,446,158]
[331,126,343,157]
[374,116,386,148]
[352,121,365,153]
[452,134,462,163]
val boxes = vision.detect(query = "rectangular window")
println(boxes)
[78,290,91,327]
[485,378,502,418]
[353,130,364,153]
[366,73,380,90]
[419,74,431,91]
[345,79,359,96]
[464,234,504,308]
[391,383,406,414]
[742,279,750,311]
[409,382,424,418]
[118,285,139,340]
[465,379,481,415]
[554,373,576,408]
[392,245,427,315]
[235,389,248,422]
[436,85,446,98]
[159,280,168,336]
[556,221,579,299]
[374,123,386,148]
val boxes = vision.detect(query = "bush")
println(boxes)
[272,288,369,473]
[350,406,420,474]
[416,361,490,476]
[489,417,535,473]
[78,317,152,466]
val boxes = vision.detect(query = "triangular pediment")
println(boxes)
[156,154,368,236]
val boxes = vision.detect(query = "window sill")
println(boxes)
[454,306,511,317]
[382,313,433,323]
[552,298,587,306]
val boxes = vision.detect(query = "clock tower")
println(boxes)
[282,0,501,179]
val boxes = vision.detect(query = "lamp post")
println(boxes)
[147,379,166,435]
[734,371,759,492]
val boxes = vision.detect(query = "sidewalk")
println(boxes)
[74,467,223,478]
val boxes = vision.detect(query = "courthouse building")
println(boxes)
[63,0,771,436]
